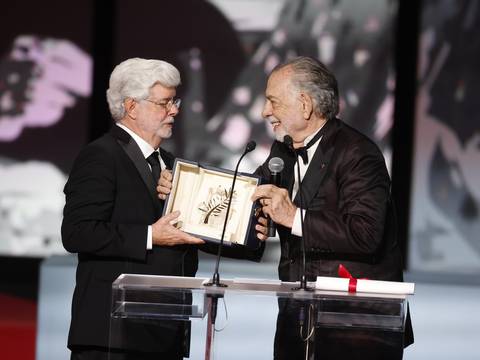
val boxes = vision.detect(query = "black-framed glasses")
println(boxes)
[144,97,181,110]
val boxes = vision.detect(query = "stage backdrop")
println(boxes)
[408,0,480,276]
[0,0,397,257]
[114,0,398,172]
[0,1,93,256]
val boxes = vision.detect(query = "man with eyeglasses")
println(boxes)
[62,58,204,360]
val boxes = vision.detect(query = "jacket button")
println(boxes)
[290,259,295,264]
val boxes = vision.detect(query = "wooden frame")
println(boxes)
[162,159,260,246]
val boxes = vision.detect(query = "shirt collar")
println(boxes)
[303,124,324,147]
[116,123,156,159]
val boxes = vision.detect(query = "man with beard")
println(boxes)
[158,56,413,358]
[62,58,204,360]
[252,56,413,359]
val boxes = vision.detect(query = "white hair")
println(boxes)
[106,58,181,121]
[272,57,339,120]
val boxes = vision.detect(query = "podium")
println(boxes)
[109,274,408,359]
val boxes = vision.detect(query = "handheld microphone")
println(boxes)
[205,140,257,287]
[267,157,284,237]
[283,135,313,291]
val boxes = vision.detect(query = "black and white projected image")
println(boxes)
[0,0,397,257]
[206,0,398,172]
[0,35,91,141]
[0,35,92,256]
[118,0,398,173]
[409,0,480,274]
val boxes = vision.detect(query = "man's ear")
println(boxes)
[124,98,137,119]
[300,93,314,120]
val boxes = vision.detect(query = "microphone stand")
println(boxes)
[292,155,314,291]
[203,141,256,360]
[285,136,314,292]
[205,141,256,287]
[204,292,222,360]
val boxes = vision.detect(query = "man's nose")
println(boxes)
[261,101,272,118]
[169,105,179,117]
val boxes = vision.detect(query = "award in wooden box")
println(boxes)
[162,159,260,247]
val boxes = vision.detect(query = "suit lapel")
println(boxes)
[159,148,175,170]
[293,146,334,208]
[293,118,340,208]
[110,126,159,204]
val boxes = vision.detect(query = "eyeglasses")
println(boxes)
[144,97,181,110]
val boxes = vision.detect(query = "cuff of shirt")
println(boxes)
[147,225,153,250]
[291,208,305,237]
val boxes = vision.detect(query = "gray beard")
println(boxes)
[274,128,288,143]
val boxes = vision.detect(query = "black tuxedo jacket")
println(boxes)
[62,126,198,351]
[256,118,403,281]
[256,118,413,346]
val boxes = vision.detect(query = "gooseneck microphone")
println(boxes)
[283,135,313,291]
[204,140,257,288]
[267,157,285,237]
[203,141,256,360]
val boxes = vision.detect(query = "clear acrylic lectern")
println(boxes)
[109,274,408,359]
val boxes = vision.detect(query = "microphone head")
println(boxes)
[283,135,293,150]
[245,140,256,153]
[268,157,284,173]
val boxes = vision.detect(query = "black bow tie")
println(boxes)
[294,127,325,165]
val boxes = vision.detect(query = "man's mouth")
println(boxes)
[270,120,280,129]
[163,119,174,127]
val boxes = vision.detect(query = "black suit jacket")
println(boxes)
[62,126,198,350]
[256,118,413,346]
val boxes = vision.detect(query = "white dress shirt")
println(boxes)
[116,123,165,249]
[291,127,324,237]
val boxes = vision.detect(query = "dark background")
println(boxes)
[0,0,419,303]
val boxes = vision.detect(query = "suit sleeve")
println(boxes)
[304,140,390,256]
[254,158,270,179]
[61,144,147,261]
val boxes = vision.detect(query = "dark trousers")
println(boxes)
[70,346,183,360]
[274,299,404,360]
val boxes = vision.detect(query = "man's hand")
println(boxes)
[252,185,296,228]
[152,211,204,246]
[255,216,269,241]
[157,169,173,200]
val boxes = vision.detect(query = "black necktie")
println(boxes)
[146,151,161,183]
[294,126,325,165]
